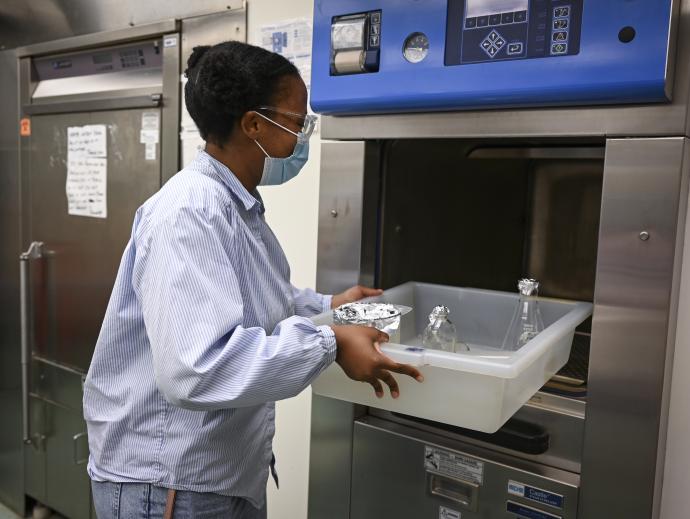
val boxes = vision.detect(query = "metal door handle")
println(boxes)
[73,432,88,465]
[429,473,479,511]
[20,241,44,446]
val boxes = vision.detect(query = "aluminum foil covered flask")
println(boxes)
[422,305,468,352]
[501,279,545,351]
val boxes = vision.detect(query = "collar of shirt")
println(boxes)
[196,150,266,214]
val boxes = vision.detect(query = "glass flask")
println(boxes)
[422,305,469,352]
[501,278,545,351]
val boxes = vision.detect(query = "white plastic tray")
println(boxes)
[311,282,592,433]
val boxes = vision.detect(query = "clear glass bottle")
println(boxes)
[422,305,468,352]
[501,279,545,351]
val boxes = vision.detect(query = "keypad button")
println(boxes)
[514,11,527,23]
[371,12,381,23]
[554,6,570,18]
[554,18,569,30]
[370,34,379,46]
[507,42,524,55]
[494,37,506,49]
[371,23,380,35]
[551,42,568,54]
[465,17,477,28]
[553,31,568,42]
[478,16,489,27]
[502,12,515,24]
[489,14,501,26]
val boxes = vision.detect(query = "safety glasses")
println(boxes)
[257,106,318,138]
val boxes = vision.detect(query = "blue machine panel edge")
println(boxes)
[310,0,674,115]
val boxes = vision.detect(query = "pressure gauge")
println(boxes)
[403,32,429,63]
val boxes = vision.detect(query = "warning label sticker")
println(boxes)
[424,446,484,485]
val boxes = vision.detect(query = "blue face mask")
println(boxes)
[254,112,310,186]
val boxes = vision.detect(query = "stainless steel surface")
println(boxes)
[580,138,689,519]
[316,141,368,294]
[161,31,181,184]
[15,20,178,57]
[467,147,605,160]
[32,68,162,99]
[351,417,579,519]
[307,396,363,519]
[0,46,24,517]
[3,0,245,52]
[24,93,163,115]
[20,242,44,447]
[371,391,585,475]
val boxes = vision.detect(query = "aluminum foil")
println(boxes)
[518,278,540,296]
[333,302,412,338]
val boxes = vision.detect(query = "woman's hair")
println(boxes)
[184,41,300,146]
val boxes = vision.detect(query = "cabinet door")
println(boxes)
[45,403,90,519]
[27,109,161,372]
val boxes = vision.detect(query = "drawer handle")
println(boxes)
[429,473,479,511]
[73,431,88,465]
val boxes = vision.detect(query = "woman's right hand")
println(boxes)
[331,325,424,399]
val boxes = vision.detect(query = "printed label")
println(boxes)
[163,36,177,48]
[506,501,562,519]
[508,480,564,509]
[424,446,484,485]
[20,118,31,137]
[439,505,461,519]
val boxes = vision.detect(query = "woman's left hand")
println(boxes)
[331,285,384,309]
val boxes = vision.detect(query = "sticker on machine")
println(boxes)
[508,480,564,509]
[424,446,484,485]
[439,505,461,519]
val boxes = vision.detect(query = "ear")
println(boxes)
[239,111,263,140]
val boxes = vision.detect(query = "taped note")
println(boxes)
[67,125,107,218]
[66,157,107,218]
[145,143,157,161]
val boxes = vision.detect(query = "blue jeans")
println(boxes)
[91,481,267,519]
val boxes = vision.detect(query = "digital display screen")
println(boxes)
[466,0,528,18]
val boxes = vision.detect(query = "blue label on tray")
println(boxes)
[507,501,562,519]
[507,480,564,509]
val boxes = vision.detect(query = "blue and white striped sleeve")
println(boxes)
[291,286,332,317]
[131,206,337,410]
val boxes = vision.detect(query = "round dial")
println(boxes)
[403,32,430,63]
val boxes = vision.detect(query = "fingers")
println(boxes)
[376,330,390,343]
[360,286,384,297]
[378,370,400,399]
[369,377,384,398]
[381,357,424,382]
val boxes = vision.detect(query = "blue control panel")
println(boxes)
[446,0,582,65]
[310,0,674,114]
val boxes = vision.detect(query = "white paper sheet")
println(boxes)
[67,124,107,218]
[145,143,157,161]
[66,157,107,218]
[259,18,313,89]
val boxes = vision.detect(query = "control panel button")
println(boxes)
[480,31,506,58]
[554,6,570,18]
[370,34,379,46]
[371,12,381,24]
[551,42,568,54]
[507,42,524,55]
[514,11,527,23]
[371,23,380,35]
[553,31,568,41]
[465,17,477,29]
[478,16,489,27]
[489,14,501,26]
[501,12,515,24]
[553,19,569,29]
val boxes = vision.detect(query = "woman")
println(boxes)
[83,41,422,518]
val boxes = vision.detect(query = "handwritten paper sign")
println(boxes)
[66,125,107,218]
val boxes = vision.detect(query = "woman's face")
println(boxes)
[256,75,309,159]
